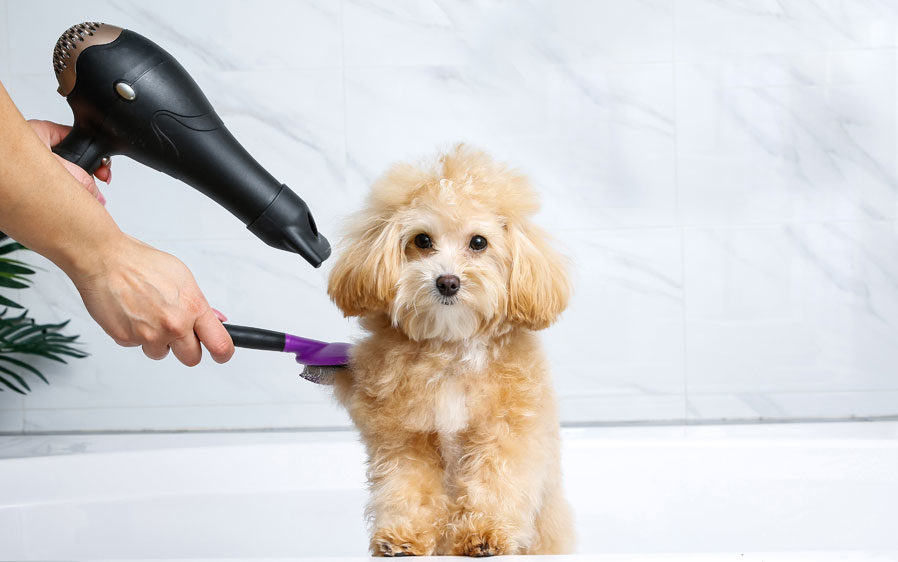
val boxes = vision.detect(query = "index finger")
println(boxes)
[193,308,235,363]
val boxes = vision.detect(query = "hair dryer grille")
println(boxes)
[53,22,123,96]
[53,22,101,72]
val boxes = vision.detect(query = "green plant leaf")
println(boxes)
[1,318,70,342]
[0,364,31,391]
[0,294,23,309]
[0,287,87,394]
[0,242,25,256]
[0,276,29,289]
[0,313,32,339]
[0,374,26,395]
[0,355,48,384]
[0,262,35,275]
[1,321,47,343]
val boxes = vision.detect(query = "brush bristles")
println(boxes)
[299,365,343,385]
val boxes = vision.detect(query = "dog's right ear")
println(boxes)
[328,215,402,317]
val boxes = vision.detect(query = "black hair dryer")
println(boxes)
[51,22,330,267]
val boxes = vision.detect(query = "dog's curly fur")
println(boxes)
[328,145,574,556]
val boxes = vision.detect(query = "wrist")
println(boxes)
[52,223,129,285]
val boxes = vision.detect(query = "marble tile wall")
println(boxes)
[1,0,896,432]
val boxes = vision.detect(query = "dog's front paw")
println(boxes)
[371,528,435,557]
[453,528,514,557]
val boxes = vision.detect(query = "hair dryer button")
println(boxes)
[114,81,136,101]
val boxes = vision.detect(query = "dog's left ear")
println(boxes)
[506,220,571,330]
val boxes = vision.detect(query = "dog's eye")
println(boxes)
[469,235,488,252]
[414,233,432,249]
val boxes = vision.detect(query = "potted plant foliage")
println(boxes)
[0,239,87,394]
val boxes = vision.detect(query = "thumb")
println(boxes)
[194,307,235,364]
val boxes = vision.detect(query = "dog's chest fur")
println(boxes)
[405,341,490,437]
[429,355,478,482]
[434,375,469,434]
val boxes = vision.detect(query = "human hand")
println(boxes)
[71,234,235,365]
[27,119,111,205]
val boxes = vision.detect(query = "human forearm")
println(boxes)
[0,80,123,278]
[0,79,232,364]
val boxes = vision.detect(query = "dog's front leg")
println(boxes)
[366,430,449,557]
[449,422,549,556]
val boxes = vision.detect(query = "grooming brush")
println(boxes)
[223,324,349,384]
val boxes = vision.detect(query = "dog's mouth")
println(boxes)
[438,296,459,306]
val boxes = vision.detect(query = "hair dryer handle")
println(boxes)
[51,126,107,174]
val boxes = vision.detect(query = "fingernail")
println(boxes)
[212,308,228,322]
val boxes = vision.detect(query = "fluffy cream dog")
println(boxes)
[327,145,573,556]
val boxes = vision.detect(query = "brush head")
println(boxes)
[286,335,349,384]
[285,335,350,367]
[223,324,348,385]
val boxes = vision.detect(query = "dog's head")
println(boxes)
[328,145,569,342]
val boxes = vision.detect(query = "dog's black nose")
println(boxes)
[436,274,460,297]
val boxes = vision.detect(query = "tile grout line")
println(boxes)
[1,2,7,75]
[340,0,350,192]
[18,397,349,412]
[550,218,898,234]
[1,2,7,74]
[672,0,689,429]
[3,414,897,437]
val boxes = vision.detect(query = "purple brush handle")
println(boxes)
[284,334,351,366]
[283,334,328,356]
[223,324,349,367]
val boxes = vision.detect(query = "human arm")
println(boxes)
[0,79,233,365]
[27,119,110,204]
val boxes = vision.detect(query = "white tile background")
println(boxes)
[1,0,897,432]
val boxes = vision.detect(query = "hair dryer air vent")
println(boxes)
[53,22,123,96]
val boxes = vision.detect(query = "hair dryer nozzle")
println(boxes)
[248,186,331,268]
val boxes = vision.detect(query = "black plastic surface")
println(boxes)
[223,323,286,352]
[51,28,330,267]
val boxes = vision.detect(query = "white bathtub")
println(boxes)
[1,422,897,561]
